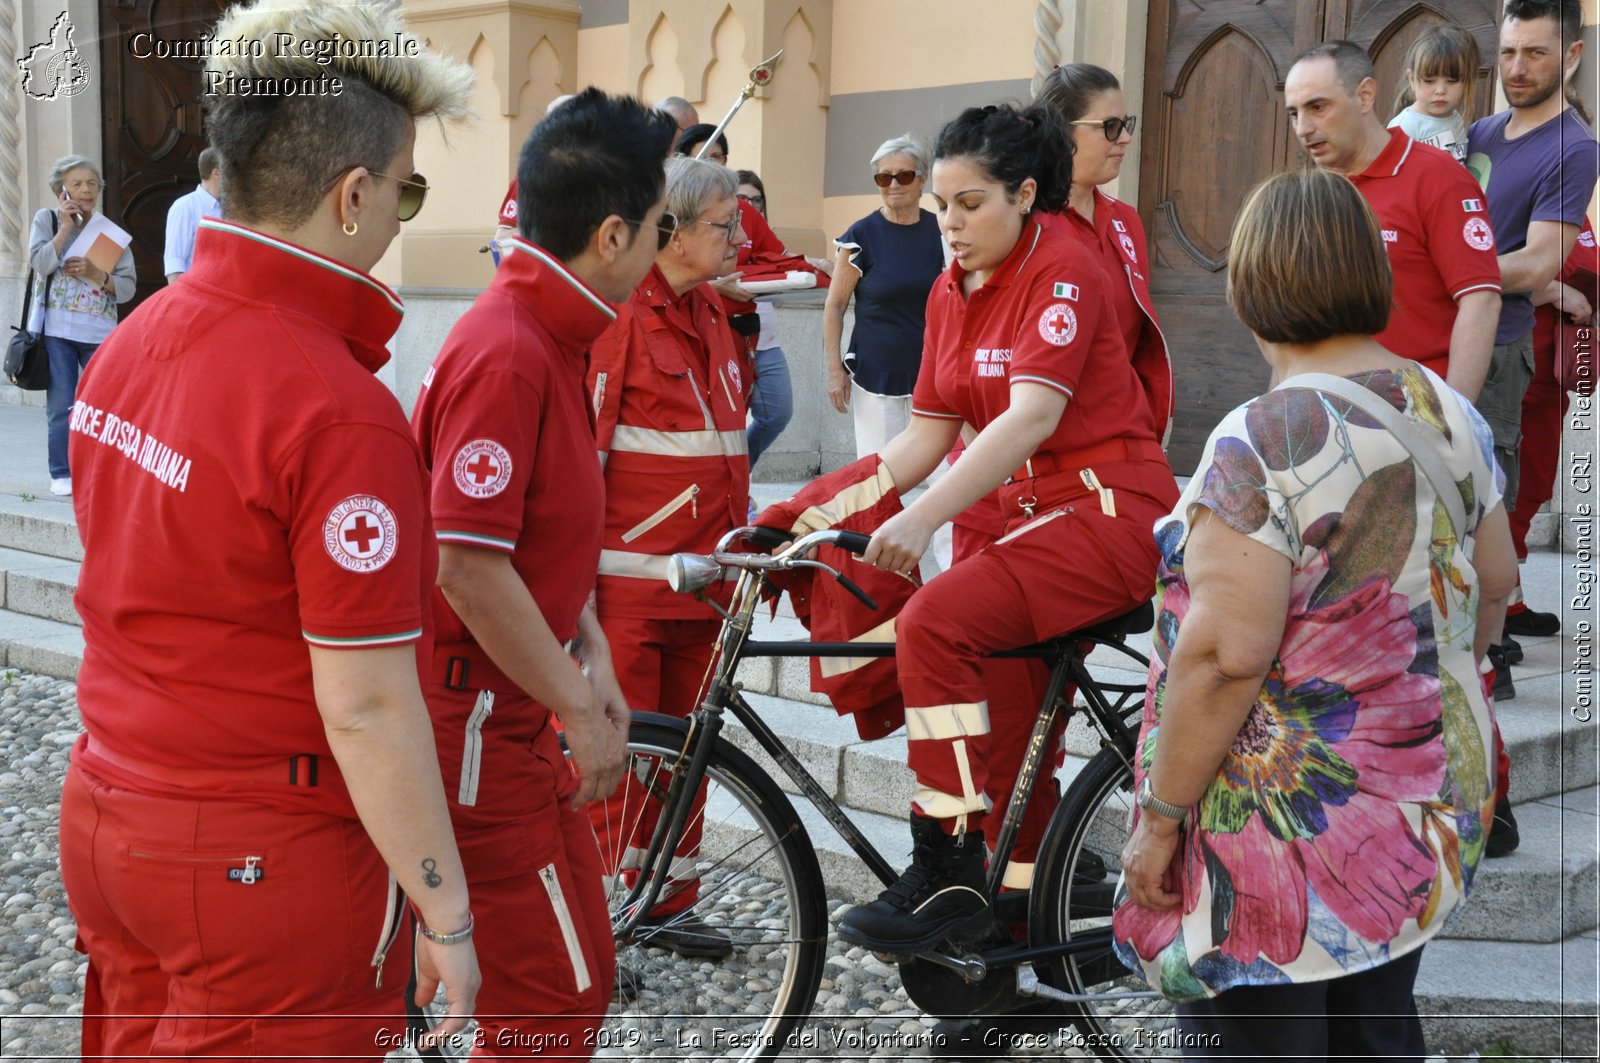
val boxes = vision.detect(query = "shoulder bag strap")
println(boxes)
[1285,373,1469,541]
[17,211,60,332]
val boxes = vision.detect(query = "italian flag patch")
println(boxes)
[1053,282,1079,301]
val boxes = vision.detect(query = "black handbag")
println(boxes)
[5,212,57,391]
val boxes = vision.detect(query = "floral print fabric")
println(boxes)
[1112,365,1503,999]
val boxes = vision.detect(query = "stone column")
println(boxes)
[0,0,26,275]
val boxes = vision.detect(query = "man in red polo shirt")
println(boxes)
[1285,41,1501,399]
[411,89,676,1052]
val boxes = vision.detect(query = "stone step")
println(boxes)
[0,546,80,626]
[0,494,80,563]
[1416,934,1598,1057]
[0,608,82,679]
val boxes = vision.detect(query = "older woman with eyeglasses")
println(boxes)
[824,134,946,456]
[1036,64,1174,444]
[583,156,752,961]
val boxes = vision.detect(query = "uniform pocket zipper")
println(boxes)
[539,864,593,993]
[620,484,700,543]
[592,371,608,418]
[718,364,739,410]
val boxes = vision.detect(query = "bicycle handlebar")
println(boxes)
[669,527,881,610]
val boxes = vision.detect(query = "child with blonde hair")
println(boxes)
[1388,24,1480,160]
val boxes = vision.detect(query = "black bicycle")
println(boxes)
[591,526,1175,1060]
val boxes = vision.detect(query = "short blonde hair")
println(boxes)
[1227,169,1391,345]
[203,0,473,226]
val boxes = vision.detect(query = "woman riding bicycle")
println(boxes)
[803,102,1180,954]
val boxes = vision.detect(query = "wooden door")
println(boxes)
[99,0,231,314]
[1141,0,1502,473]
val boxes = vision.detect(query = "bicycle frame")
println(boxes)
[613,543,1150,978]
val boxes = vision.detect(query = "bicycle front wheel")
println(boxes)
[1029,744,1177,1058]
[591,714,828,1061]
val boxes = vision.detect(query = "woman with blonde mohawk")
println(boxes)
[58,0,480,1057]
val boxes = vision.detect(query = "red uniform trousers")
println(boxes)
[60,760,409,1061]
[1494,307,1570,802]
[900,460,1176,838]
[590,613,722,916]
[427,686,613,1057]
[1508,309,1570,562]
[949,520,1062,889]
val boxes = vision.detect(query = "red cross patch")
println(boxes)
[1119,232,1138,263]
[323,495,398,574]
[1037,302,1078,347]
[452,439,513,499]
[1462,217,1493,252]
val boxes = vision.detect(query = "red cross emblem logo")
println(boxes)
[453,439,513,499]
[1462,217,1493,252]
[1119,232,1138,263]
[1037,302,1078,347]
[322,495,398,573]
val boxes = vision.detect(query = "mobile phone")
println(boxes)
[61,190,82,224]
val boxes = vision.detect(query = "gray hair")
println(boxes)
[664,155,738,227]
[49,155,101,196]
[870,134,929,176]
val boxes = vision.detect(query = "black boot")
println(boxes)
[838,814,994,953]
[1485,796,1521,858]
[1488,643,1516,702]
[1500,633,1524,665]
[1504,608,1560,637]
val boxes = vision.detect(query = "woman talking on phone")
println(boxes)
[27,155,135,495]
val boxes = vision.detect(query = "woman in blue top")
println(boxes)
[823,134,946,457]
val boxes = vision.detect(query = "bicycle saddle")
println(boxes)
[1003,600,1155,659]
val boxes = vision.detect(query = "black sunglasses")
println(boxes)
[625,211,679,251]
[1068,115,1137,142]
[369,170,429,221]
[873,170,920,188]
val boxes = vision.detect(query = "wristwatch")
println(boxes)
[1137,777,1188,821]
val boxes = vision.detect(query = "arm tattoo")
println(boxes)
[421,858,443,888]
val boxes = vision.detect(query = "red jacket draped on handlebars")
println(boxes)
[755,454,921,740]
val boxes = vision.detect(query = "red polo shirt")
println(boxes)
[912,220,1157,457]
[411,238,614,653]
[1349,128,1502,376]
[69,219,434,816]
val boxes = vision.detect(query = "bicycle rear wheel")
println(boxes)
[590,714,828,1061]
[1029,744,1177,1058]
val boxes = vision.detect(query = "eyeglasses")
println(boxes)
[873,170,920,188]
[737,192,766,211]
[624,211,679,251]
[369,170,429,221]
[1068,115,1137,142]
[683,215,742,245]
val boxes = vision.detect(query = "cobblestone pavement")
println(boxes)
[0,670,1576,1062]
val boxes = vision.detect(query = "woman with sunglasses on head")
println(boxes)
[583,156,753,964]
[791,102,1178,958]
[1036,64,1174,443]
[824,134,946,456]
[58,1,479,1058]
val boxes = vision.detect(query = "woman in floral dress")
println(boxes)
[1113,169,1517,1058]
